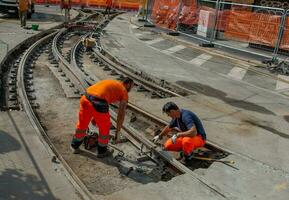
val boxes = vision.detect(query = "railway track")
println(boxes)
[0,10,234,199]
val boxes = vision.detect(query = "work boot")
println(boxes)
[183,153,194,164]
[70,145,80,154]
[176,152,184,161]
[97,146,114,158]
[71,138,83,154]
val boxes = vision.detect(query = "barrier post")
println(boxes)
[176,0,184,32]
[208,0,222,46]
[145,0,152,21]
[272,10,287,61]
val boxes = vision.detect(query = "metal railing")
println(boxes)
[145,0,289,62]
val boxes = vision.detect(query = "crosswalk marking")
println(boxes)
[162,45,186,54]
[135,33,143,37]
[145,38,165,45]
[227,66,248,80]
[276,75,289,90]
[189,54,212,66]
[131,24,139,29]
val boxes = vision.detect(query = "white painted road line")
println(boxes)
[131,24,139,29]
[145,38,165,45]
[227,66,248,80]
[135,33,143,37]
[276,75,289,90]
[162,45,186,54]
[189,54,212,66]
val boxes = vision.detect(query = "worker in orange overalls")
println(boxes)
[17,0,30,27]
[71,78,134,157]
[153,102,206,162]
[60,0,71,23]
[105,0,113,18]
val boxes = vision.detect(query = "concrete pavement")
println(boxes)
[100,13,289,199]
[0,111,80,200]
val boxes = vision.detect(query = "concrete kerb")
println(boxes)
[128,15,289,86]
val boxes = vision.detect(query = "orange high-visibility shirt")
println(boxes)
[86,80,128,104]
[18,0,29,12]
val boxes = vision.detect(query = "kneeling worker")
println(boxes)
[71,78,134,157]
[153,102,206,161]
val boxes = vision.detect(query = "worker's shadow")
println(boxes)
[77,148,119,168]
[78,148,166,184]
[0,130,21,154]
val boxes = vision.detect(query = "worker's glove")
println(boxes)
[153,135,160,143]
[91,119,96,127]
[171,134,178,144]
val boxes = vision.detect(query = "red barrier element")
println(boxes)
[88,0,140,10]
[35,0,140,10]
[151,0,180,30]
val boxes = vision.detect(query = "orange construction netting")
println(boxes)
[178,0,198,26]
[224,10,282,48]
[150,0,180,30]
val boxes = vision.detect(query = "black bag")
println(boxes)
[86,94,109,113]
[92,100,109,113]
[84,131,98,150]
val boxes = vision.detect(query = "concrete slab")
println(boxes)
[103,173,226,200]
[99,13,289,199]
[0,111,80,199]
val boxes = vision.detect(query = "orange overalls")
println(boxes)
[164,135,205,156]
[163,109,206,156]
[72,80,128,149]
[18,0,29,27]
[106,0,113,8]
[60,0,71,9]
[18,0,29,12]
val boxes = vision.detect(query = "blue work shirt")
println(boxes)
[169,109,206,140]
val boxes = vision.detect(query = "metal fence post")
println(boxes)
[209,0,222,44]
[176,0,184,32]
[144,0,148,21]
[145,0,152,21]
[272,10,287,61]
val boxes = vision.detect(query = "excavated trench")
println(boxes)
[32,42,178,196]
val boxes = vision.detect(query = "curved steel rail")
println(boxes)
[52,12,103,90]
[52,28,89,90]
[94,49,183,98]
[17,31,96,200]
[68,24,229,200]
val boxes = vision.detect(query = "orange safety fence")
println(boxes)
[178,0,198,26]
[150,0,180,30]
[177,3,230,32]
[35,0,141,10]
[224,11,282,48]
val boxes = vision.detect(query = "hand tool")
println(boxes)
[189,155,235,164]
